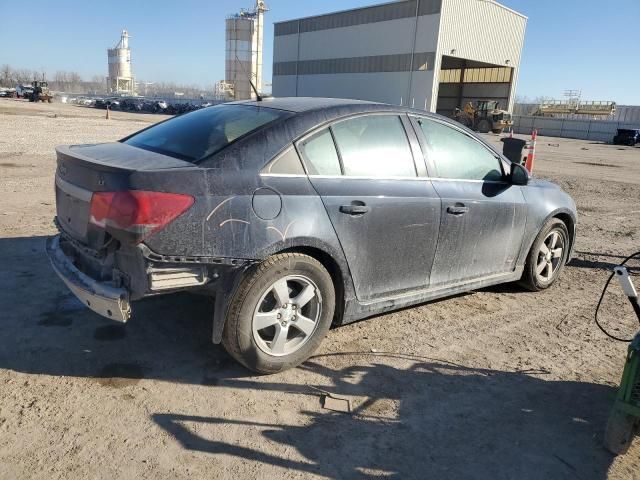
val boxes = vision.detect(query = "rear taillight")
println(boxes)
[89,190,194,244]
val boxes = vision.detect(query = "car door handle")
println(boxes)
[339,204,370,216]
[446,205,469,215]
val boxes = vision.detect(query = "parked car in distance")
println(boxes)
[613,128,640,146]
[15,84,33,98]
[47,98,577,373]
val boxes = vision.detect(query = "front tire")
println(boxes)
[519,218,570,291]
[222,253,335,374]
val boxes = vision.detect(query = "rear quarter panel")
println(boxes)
[141,170,348,266]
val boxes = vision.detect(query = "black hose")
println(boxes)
[594,251,640,342]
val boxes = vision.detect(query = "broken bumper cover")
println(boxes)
[46,235,131,322]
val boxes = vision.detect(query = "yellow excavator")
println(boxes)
[453,100,513,134]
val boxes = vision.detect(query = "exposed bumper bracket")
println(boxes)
[46,235,131,322]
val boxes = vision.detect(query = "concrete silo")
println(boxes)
[225,1,268,100]
[107,30,135,95]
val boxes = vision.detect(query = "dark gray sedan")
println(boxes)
[47,98,577,373]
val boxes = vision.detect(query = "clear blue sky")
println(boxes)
[1,0,638,104]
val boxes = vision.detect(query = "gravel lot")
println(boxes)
[1,99,639,479]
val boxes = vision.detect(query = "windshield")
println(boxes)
[123,104,289,162]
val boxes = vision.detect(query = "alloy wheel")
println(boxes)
[536,230,565,282]
[252,275,322,357]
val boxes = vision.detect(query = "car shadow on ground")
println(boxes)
[0,235,251,385]
[153,354,618,479]
[0,236,620,478]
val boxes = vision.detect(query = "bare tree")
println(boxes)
[14,69,35,84]
[1,63,212,97]
[0,65,12,87]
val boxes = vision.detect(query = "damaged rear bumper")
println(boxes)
[46,235,131,322]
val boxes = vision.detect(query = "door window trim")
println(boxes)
[409,114,510,183]
[294,112,426,180]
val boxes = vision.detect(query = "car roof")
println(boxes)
[227,96,444,126]
[229,96,393,113]
[207,97,489,171]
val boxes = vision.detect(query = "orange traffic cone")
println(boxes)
[524,129,537,173]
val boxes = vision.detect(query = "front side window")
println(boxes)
[298,129,342,176]
[417,118,504,181]
[124,104,289,162]
[331,115,417,178]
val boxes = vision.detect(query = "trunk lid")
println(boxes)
[55,142,195,248]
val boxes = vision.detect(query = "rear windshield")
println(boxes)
[123,104,289,162]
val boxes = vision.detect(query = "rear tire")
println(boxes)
[519,218,570,291]
[222,253,335,374]
[604,409,637,455]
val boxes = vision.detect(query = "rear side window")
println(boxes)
[263,146,305,175]
[299,129,342,176]
[331,115,416,178]
[417,118,503,181]
[123,105,288,162]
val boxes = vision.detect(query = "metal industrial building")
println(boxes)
[273,0,526,114]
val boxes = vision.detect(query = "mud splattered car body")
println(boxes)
[47,97,577,372]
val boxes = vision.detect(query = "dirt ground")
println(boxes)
[1,99,639,479]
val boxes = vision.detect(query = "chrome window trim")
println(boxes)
[259,173,307,178]
[259,173,509,184]
[308,174,430,181]
[429,178,509,185]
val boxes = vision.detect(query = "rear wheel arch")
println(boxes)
[221,252,336,373]
[279,245,346,325]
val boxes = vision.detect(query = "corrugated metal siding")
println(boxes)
[438,0,526,68]
[513,103,640,122]
[435,0,526,112]
[513,115,640,142]
[274,52,435,76]
[274,0,442,36]
[614,105,640,123]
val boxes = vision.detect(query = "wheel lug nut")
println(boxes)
[292,315,296,320]
[277,313,281,319]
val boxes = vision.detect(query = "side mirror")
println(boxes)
[510,162,529,186]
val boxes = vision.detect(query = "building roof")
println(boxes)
[273,0,526,26]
